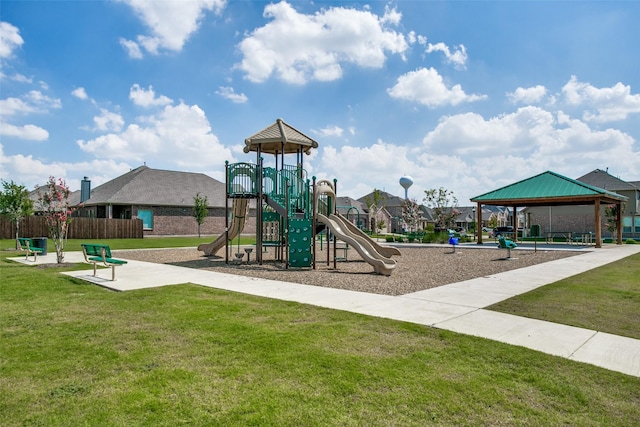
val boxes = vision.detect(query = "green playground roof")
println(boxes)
[471,170,628,206]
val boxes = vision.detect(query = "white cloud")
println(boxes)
[93,108,125,132]
[118,0,226,57]
[507,85,548,104]
[0,122,48,140]
[78,101,234,168]
[0,143,133,191]
[0,21,23,58]
[119,37,143,59]
[215,86,248,103]
[426,42,468,70]
[562,75,640,122]
[311,125,343,138]
[387,67,487,108]
[0,90,62,116]
[129,84,173,107]
[316,106,639,204]
[237,1,409,84]
[71,87,89,100]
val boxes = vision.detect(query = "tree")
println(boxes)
[193,192,208,238]
[37,177,74,263]
[401,198,421,232]
[604,203,625,237]
[0,180,34,249]
[423,187,460,230]
[364,189,384,232]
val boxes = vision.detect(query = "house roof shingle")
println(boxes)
[81,166,226,207]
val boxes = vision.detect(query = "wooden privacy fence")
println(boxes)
[0,217,143,240]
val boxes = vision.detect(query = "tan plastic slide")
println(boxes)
[335,213,401,258]
[317,213,396,276]
[197,199,249,256]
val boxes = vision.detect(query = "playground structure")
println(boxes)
[197,118,399,275]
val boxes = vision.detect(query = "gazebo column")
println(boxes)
[512,205,518,242]
[594,199,602,248]
[476,202,483,244]
[616,201,623,245]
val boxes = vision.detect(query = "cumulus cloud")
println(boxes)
[0,22,23,58]
[93,109,125,132]
[426,42,468,70]
[311,125,344,138]
[387,67,486,108]
[0,122,48,140]
[78,101,234,168]
[0,142,132,190]
[317,106,639,204]
[71,87,89,100]
[507,85,548,104]
[562,75,640,122]
[215,86,248,103]
[118,0,226,58]
[237,1,409,84]
[129,84,173,107]
[0,90,61,116]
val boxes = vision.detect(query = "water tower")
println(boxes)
[399,176,413,199]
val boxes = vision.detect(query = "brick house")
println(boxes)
[76,165,256,236]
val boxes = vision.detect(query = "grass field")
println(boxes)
[1,238,639,425]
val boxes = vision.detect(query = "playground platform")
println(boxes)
[10,243,640,378]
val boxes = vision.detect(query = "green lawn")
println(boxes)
[1,239,639,425]
[489,252,640,340]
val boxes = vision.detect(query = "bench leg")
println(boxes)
[93,263,97,277]
[111,265,116,281]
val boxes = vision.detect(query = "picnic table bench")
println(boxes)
[18,237,45,261]
[81,243,128,281]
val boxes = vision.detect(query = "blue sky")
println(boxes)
[2,0,639,204]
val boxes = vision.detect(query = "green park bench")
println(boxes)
[81,243,128,281]
[17,237,45,262]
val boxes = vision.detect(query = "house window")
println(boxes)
[622,216,632,233]
[635,216,640,233]
[138,209,153,230]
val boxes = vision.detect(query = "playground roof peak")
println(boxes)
[244,118,319,155]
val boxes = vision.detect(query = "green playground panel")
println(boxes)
[288,218,313,267]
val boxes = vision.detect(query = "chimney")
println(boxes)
[80,176,91,203]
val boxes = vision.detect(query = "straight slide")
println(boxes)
[198,199,248,256]
[317,213,396,276]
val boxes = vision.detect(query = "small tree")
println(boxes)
[401,198,421,233]
[37,177,74,263]
[0,180,34,249]
[604,203,625,238]
[423,187,460,230]
[365,189,384,233]
[193,192,208,238]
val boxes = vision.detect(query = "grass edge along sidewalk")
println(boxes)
[1,242,639,425]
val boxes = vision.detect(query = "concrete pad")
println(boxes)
[570,332,640,377]
[435,309,597,358]
[353,298,477,326]
[404,285,514,308]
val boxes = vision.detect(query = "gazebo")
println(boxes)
[471,171,628,248]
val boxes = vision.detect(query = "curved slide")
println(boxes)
[317,213,396,276]
[336,213,401,258]
[198,199,249,256]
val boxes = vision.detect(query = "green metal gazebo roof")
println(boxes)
[471,170,627,206]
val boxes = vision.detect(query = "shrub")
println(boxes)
[624,239,638,244]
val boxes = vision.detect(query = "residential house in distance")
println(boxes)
[357,190,432,233]
[77,165,255,236]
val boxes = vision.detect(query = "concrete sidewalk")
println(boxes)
[10,244,640,377]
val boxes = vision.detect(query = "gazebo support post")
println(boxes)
[476,202,483,244]
[617,201,623,245]
[594,199,602,248]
